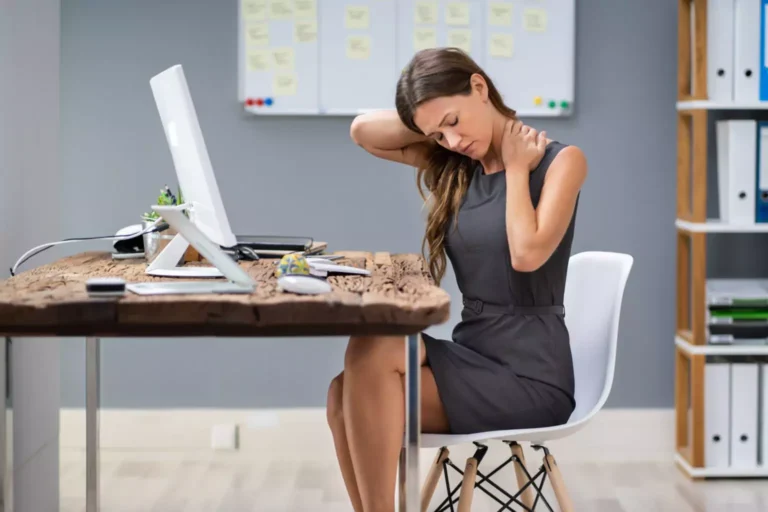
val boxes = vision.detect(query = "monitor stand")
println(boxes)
[145,230,224,278]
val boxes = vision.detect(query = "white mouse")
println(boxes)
[277,274,332,295]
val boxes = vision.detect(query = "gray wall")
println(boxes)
[3,1,63,510]
[59,0,684,409]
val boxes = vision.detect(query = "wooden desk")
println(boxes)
[0,250,451,512]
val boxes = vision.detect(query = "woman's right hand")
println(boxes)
[350,110,433,169]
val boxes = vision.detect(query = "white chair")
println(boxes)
[417,251,634,512]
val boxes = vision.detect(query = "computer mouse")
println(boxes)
[277,274,332,295]
[113,224,145,253]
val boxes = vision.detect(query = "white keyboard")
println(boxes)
[126,281,254,295]
[146,267,224,278]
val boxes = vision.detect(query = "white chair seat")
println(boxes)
[421,417,592,449]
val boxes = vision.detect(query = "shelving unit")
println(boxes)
[675,0,768,478]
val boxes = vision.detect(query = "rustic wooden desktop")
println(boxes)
[0,250,451,512]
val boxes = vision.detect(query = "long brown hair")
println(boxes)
[395,48,516,285]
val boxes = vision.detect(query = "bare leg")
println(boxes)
[327,372,364,512]
[342,335,450,512]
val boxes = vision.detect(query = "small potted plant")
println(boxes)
[142,185,201,262]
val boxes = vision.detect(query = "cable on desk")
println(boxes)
[9,220,169,277]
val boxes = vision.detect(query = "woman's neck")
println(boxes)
[479,111,513,174]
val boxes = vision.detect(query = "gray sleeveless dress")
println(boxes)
[421,141,578,435]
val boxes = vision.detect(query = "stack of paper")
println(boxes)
[706,279,768,344]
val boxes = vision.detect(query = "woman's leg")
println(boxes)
[326,372,364,512]
[341,334,450,512]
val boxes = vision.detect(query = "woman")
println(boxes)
[326,47,587,512]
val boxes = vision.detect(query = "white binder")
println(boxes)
[761,363,768,466]
[734,0,761,102]
[716,120,757,224]
[705,0,735,102]
[730,361,759,467]
[705,359,731,467]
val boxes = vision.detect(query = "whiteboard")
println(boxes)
[238,0,575,117]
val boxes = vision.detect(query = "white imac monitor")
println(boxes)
[146,64,236,278]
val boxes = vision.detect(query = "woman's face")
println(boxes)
[411,74,495,160]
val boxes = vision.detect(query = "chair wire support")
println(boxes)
[428,441,555,512]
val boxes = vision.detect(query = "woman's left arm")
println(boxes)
[504,145,588,272]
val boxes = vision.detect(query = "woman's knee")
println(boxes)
[326,372,345,429]
[344,335,406,372]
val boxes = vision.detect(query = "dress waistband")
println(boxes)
[462,298,565,317]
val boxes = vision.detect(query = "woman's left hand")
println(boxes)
[501,120,548,173]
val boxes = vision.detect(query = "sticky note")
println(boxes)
[345,6,370,29]
[523,8,547,32]
[268,0,293,20]
[272,47,296,69]
[346,35,371,60]
[414,27,438,51]
[445,2,470,26]
[247,49,271,71]
[294,20,317,43]
[415,1,438,24]
[242,0,267,21]
[245,22,269,46]
[448,29,472,53]
[293,0,317,19]
[488,2,513,26]
[489,33,513,57]
[273,73,298,96]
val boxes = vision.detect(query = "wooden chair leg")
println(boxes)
[543,452,574,512]
[456,455,480,512]
[508,442,535,509]
[420,447,449,512]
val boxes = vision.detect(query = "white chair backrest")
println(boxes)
[563,251,633,423]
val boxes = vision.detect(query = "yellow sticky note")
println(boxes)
[448,29,471,53]
[272,47,295,69]
[245,22,269,46]
[294,20,317,43]
[346,35,371,60]
[293,0,317,19]
[415,1,438,24]
[523,8,547,32]
[242,0,267,21]
[445,2,470,26]
[489,33,513,57]
[269,0,293,20]
[247,49,271,71]
[273,73,298,96]
[488,2,513,26]
[345,6,370,29]
[414,27,437,51]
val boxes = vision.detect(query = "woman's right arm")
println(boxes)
[350,110,433,169]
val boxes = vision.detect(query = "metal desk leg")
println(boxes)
[404,333,421,511]
[0,337,8,512]
[86,337,100,512]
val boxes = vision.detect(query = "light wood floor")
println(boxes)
[58,446,768,512]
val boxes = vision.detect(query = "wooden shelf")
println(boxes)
[675,335,768,356]
[672,0,768,480]
[676,100,768,110]
[675,219,768,233]
[675,452,768,478]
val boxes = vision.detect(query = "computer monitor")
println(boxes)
[145,64,236,278]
